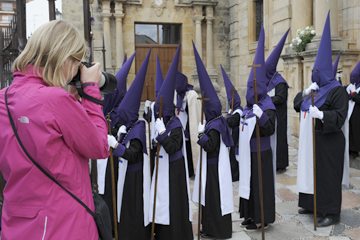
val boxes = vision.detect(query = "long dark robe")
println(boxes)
[293,86,348,217]
[184,105,195,177]
[200,129,232,239]
[117,139,150,240]
[155,127,193,240]
[349,91,360,152]
[239,110,276,224]
[227,113,240,181]
[271,83,289,170]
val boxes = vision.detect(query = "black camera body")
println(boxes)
[69,62,117,105]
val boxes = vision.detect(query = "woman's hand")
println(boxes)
[80,62,102,84]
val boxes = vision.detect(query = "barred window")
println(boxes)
[255,0,263,41]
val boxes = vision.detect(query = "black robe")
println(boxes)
[349,91,360,152]
[227,113,240,181]
[118,139,151,240]
[293,86,348,217]
[239,110,276,224]
[271,83,289,170]
[200,129,232,239]
[155,127,193,240]
[184,105,195,178]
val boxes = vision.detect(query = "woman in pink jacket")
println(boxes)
[0,20,109,239]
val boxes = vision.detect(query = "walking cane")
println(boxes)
[146,83,154,174]
[251,63,265,240]
[231,88,235,114]
[311,92,317,230]
[151,97,163,240]
[106,115,119,240]
[197,94,208,240]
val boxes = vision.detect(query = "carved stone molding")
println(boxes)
[151,0,167,17]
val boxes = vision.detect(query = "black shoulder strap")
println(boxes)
[4,87,95,217]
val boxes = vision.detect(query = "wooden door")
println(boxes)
[135,45,181,101]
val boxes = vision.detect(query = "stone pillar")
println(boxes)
[205,5,215,73]
[193,6,203,58]
[282,55,304,141]
[313,0,339,37]
[291,0,312,37]
[114,2,125,68]
[102,1,112,71]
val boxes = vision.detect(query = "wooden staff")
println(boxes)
[151,97,163,240]
[311,92,317,230]
[197,94,208,240]
[106,115,119,240]
[231,88,235,114]
[146,82,153,172]
[251,63,265,240]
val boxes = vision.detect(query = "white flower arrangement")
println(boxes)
[291,26,316,52]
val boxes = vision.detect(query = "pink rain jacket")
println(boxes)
[0,66,109,239]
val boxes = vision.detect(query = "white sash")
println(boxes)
[97,158,108,194]
[297,111,314,194]
[192,137,234,215]
[238,117,256,199]
[149,131,192,225]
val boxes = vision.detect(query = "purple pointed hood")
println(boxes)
[220,65,242,111]
[175,72,193,110]
[350,61,360,88]
[116,52,136,98]
[193,42,222,121]
[301,11,341,111]
[112,50,151,127]
[265,29,289,80]
[155,56,164,97]
[244,26,275,116]
[103,52,136,116]
[332,54,340,78]
[154,46,181,120]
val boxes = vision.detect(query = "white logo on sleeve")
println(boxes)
[18,116,30,124]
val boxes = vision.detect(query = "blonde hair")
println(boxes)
[13,20,86,87]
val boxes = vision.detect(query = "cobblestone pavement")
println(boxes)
[189,136,360,240]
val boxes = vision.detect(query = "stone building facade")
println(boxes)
[62,0,360,139]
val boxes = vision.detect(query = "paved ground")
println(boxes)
[189,136,360,240]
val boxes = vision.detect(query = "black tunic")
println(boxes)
[118,139,151,240]
[155,127,193,240]
[239,110,276,224]
[184,105,195,177]
[143,110,156,175]
[293,86,348,217]
[200,129,232,239]
[349,91,360,152]
[271,83,289,170]
[227,113,240,181]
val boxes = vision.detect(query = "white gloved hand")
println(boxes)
[198,122,205,134]
[107,135,118,149]
[309,106,324,120]
[144,100,152,114]
[117,125,127,139]
[303,82,319,95]
[346,84,356,94]
[228,108,232,114]
[252,104,263,118]
[155,118,166,134]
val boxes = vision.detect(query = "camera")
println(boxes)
[69,62,117,94]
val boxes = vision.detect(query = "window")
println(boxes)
[135,23,181,45]
[255,0,263,41]
[1,3,14,12]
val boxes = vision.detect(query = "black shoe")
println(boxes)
[241,218,254,227]
[199,231,215,239]
[317,215,340,227]
[298,208,312,214]
[244,223,269,232]
[276,168,287,173]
